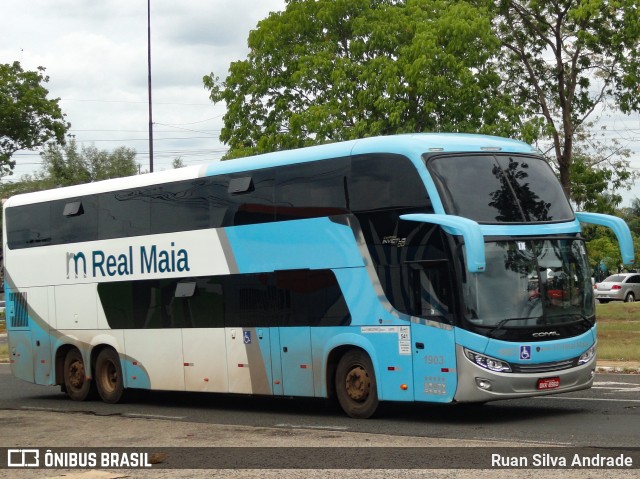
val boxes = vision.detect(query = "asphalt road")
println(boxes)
[0,364,638,448]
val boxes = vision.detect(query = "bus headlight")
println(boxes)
[578,344,596,365]
[464,348,512,373]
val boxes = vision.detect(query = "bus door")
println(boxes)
[408,261,458,402]
[277,327,314,397]
[226,327,274,395]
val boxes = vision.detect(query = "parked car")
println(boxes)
[594,273,640,303]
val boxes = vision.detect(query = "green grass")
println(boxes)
[596,302,640,362]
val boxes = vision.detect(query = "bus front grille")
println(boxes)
[511,357,578,373]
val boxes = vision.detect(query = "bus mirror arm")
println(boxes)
[399,214,486,274]
[575,212,635,266]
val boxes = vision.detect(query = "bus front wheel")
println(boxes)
[95,348,125,404]
[63,349,92,401]
[335,349,378,419]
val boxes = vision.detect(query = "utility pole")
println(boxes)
[147,0,154,173]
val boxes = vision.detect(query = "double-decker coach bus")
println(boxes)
[4,133,634,418]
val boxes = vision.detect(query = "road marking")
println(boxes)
[536,396,640,403]
[275,423,349,431]
[593,381,638,387]
[591,381,640,392]
[592,386,640,392]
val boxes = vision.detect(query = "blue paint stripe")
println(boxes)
[201,134,535,179]
[223,217,364,273]
[478,220,582,236]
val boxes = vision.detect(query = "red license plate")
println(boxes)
[537,377,560,390]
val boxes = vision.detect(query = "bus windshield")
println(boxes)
[461,239,594,328]
[427,154,574,223]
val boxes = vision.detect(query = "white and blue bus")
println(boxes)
[4,134,634,418]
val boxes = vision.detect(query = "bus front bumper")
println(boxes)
[453,345,596,403]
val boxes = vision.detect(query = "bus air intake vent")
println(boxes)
[9,291,29,328]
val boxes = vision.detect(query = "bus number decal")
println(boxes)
[424,355,445,365]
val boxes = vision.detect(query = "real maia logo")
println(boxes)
[66,242,190,279]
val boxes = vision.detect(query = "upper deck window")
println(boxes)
[427,154,574,223]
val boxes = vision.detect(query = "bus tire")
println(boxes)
[63,349,92,401]
[335,349,378,419]
[95,348,125,404]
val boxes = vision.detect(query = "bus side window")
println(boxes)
[52,196,98,244]
[98,190,151,239]
[225,171,276,226]
[149,180,211,234]
[275,158,350,221]
[6,203,52,249]
[410,261,452,321]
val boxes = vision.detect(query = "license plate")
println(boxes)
[537,377,560,390]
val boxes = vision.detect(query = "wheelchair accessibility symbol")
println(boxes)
[243,331,252,344]
[520,345,532,360]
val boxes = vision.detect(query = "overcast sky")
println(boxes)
[1,0,286,177]
[1,0,639,204]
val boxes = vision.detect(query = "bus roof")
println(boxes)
[5,133,537,207]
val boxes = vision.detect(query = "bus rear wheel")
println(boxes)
[63,349,92,401]
[335,349,378,419]
[95,348,125,403]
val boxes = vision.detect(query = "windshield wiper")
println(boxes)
[557,314,595,328]
[487,318,534,338]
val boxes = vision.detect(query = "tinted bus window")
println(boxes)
[428,154,573,223]
[6,203,51,249]
[494,156,573,222]
[51,196,98,244]
[276,158,350,221]
[150,179,212,233]
[225,171,276,226]
[97,270,350,329]
[99,188,151,239]
[350,154,429,212]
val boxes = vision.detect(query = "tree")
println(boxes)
[172,157,185,169]
[492,0,640,198]
[587,234,623,277]
[0,141,138,256]
[205,0,532,159]
[0,61,70,175]
[619,197,640,240]
[39,139,138,187]
[567,124,637,213]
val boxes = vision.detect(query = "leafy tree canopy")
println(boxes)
[567,124,637,213]
[38,139,138,188]
[0,61,69,175]
[0,140,138,243]
[492,0,640,197]
[205,0,532,159]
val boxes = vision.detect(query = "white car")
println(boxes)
[594,273,640,303]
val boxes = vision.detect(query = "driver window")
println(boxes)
[410,261,452,321]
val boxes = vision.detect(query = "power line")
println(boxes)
[60,98,211,107]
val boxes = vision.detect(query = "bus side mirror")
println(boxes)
[400,214,486,274]
[575,212,635,266]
